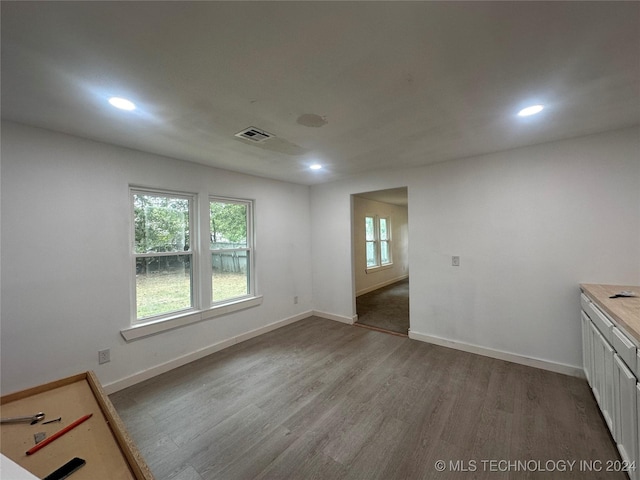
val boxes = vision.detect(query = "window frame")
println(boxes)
[130,187,199,325]
[209,195,255,306]
[365,214,392,272]
[365,215,378,268]
[379,216,391,266]
[122,188,262,342]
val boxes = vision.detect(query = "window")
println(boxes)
[365,216,377,268]
[126,188,260,339]
[210,197,253,304]
[132,189,195,322]
[365,215,391,269]
[379,217,390,264]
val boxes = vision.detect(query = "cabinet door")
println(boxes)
[588,302,614,343]
[591,324,614,432]
[603,338,615,433]
[613,327,638,378]
[592,322,604,406]
[582,312,593,384]
[613,354,638,471]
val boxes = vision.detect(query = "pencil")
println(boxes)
[26,413,93,455]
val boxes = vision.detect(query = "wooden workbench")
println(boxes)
[0,371,153,480]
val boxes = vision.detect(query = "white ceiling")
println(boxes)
[2,2,639,185]
[355,187,408,207]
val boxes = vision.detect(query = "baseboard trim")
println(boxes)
[313,310,356,325]
[233,310,313,343]
[105,313,583,393]
[103,310,313,394]
[356,274,409,297]
[408,330,584,378]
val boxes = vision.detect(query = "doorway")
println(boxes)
[351,187,409,335]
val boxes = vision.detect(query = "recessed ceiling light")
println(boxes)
[309,164,322,170]
[517,105,544,117]
[108,97,136,111]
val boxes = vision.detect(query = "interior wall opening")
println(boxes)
[351,187,409,336]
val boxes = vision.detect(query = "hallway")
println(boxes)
[355,278,409,335]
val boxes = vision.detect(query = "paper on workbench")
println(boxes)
[0,453,39,480]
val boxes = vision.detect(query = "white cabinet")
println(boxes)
[613,354,638,478]
[613,354,638,471]
[603,334,615,434]
[590,321,602,401]
[582,311,593,383]
[591,322,614,431]
[589,301,614,343]
[581,287,639,480]
[614,326,639,377]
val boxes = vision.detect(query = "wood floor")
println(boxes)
[110,317,624,480]
[356,278,409,335]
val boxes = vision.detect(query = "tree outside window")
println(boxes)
[130,189,256,325]
[210,198,253,303]
[133,191,194,321]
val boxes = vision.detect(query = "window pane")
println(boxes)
[365,216,375,241]
[379,218,388,240]
[136,255,192,319]
[366,241,377,267]
[211,201,247,249]
[134,194,190,254]
[381,241,390,264]
[212,251,249,302]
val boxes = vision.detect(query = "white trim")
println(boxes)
[364,263,393,275]
[209,195,255,299]
[365,214,392,269]
[313,310,356,325]
[408,329,584,378]
[130,187,199,324]
[106,309,312,394]
[202,296,261,320]
[356,274,409,297]
[121,296,263,341]
[234,310,311,343]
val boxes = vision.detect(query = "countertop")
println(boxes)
[581,284,640,343]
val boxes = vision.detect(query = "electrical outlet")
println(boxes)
[452,256,460,267]
[98,349,110,364]
[294,296,299,305]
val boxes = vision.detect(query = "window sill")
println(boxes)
[365,263,393,274]
[120,295,263,342]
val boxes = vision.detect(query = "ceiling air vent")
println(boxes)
[234,126,273,143]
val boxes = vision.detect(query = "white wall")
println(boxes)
[2,122,638,394]
[352,196,408,296]
[311,126,640,371]
[0,121,313,394]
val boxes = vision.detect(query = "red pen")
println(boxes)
[26,413,93,455]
